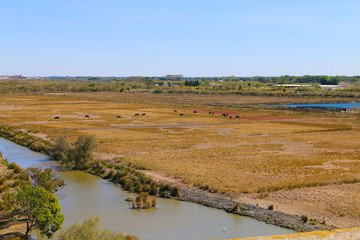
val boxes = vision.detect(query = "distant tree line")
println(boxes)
[184,80,200,86]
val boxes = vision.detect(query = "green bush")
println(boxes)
[53,134,97,170]
[58,217,138,240]
[301,215,308,223]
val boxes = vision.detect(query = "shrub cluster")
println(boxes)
[88,161,181,198]
[128,192,157,209]
[0,158,28,197]
[51,135,97,170]
[58,217,138,240]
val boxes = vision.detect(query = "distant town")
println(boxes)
[0,74,25,79]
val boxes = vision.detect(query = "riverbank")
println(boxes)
[89,159,331,232]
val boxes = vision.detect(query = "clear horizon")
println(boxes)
[1,0,359,77]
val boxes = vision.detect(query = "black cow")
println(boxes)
[54,116,60,119]
[116,115,121,118]
[236,116,240,119]
[85,115,90,118]
[174,110,177,112]
[142,113,146,116]
[180,114,184,116]
[209,112,212,114]
[229,116,232,119]
[134,113,140,116]
[193,111,197,113]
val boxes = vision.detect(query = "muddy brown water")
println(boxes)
[0,138,294,240]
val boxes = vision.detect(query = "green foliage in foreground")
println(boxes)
[3,184,64,238]
[58,217,138,240]
[52,134,97,170]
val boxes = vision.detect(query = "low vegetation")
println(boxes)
[0,154,29,210]
[57,217,138,240]
[88,160,181,198]
[127,192,157,209]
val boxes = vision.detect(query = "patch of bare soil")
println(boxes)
[271,140,315,156]
[12,121,57,126]
[16,129,51,142]
[0,105,23,111]
[0,222,25,238]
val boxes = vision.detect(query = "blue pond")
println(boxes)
[285,103,360,110]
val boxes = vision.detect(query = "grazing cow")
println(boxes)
[180,114,184,116]
[236,116,240,119]
[116,115,121,118]
[142,113,146,116]
[54,116,60,119]
[193,111,197,113]
[174,110,177,112]
[85,115,90,118]
[134,113,140,116]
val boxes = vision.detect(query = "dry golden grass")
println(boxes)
[226,227,360,240]
[0,92,359,195]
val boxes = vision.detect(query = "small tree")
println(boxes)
[27,165,65,193]
[52,134,97,170]
[51,135,70,162]
[3,184,64,238]
[68,134,97,169]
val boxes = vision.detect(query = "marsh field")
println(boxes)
[1,92,360,228]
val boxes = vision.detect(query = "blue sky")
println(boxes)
[1,0,359,77]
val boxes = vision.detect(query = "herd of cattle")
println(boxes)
[53,110,240,120]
